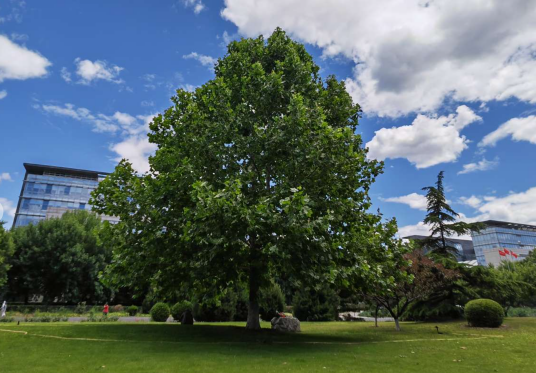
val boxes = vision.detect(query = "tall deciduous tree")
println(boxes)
[7,211,111,303]
[91,28,405,329]
[0,222,14,289]
[422,171,482,256]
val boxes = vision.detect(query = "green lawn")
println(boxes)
[1,319,534,372]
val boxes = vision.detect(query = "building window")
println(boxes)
[64,186,71,195]
[79,203,86,210]
[45,184,53,194]
[42,200,49,210]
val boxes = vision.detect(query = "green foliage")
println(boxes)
[509,307,536,317]
[90,28,404,329]
[259,283,285,321]
[0,221,15,288]
[193,290,238,322]
[0,317,14,323]
[171,301,192,321]
[150,302,170,322]
[422,172,484,256]
[127,305,138,316]
[292,285,339,321]
[465,299,504,328]
[6,211,112,303]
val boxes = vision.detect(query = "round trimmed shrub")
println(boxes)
[171,301,192,321]
[150,302,170,322]
[127,305,138,316]
[465,299,504,328]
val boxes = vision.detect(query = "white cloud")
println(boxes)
[0,90,6,99]
[60,67,72,83]
[74,58,124,85]
[222,0,536,117]
[0,173,13,184]
[181,0,205,14]
[0,35,51,82]
[36,102,156,173]
[398,221,433,239]
[366,105,481,168]
[479,116,536,147]
[183,52,217,68]
[141,100,154,107]
[381,193,427,211]
[467,188,536,225]
[0,197,16,219]
[458,157,498,175]
[110,135,157,174]
[459,195,482,209]
[10,33,28,42]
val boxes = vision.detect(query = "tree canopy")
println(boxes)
[6,210,111,304]
[0,221,14,289]
[91,28,405,329]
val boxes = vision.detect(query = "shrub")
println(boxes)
[75,302,87,314]
[0,317,14,323]
[465,299,504,328]
[111,304,124,313]
[127,305,139,316]
[150,302,170,322]
[193,290,238,322]
[259,283,285,321]
[171,301,192,321]
[292,285,339,321]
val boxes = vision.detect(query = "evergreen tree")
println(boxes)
[422,171,482,256]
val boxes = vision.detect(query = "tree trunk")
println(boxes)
[394,318,401,331]
[246,261,261,330]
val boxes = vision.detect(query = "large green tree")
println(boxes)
[91,28,404,329]
[422,171,483,256]
[7,210,111,303]
[0,222,14,289]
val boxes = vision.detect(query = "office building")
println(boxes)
[471,220,536,266]
[12,163,118,228]
[403,235,476,262]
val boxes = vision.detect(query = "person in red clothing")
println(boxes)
[103,303,109,317]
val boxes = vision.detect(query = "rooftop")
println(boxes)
[24,163,110,180]
[479,220,536,232]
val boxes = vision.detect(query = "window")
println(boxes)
[42,200,49,210]
[22,199,30,210]
[45,184,53,194]
[79,203,86,210]
[64,186,71,195]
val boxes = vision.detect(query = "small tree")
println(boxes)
[366,250,459,331]
[422,171,483,256]
[7,210,111,303]
[0,222,14,288]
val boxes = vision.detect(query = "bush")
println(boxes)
[259,283,285,321]
[0,317,14,323]
[193,290,238,322]
[111,304,124,313]
[75,302,88,314]
[292,285,339,321]
[127,305,138,316]
[465,299,504,328]
[150,302,170,322]
[171,301,192,321]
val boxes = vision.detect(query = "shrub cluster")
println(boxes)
[24,316,69,322]
[259,284,285,321]
[150,302,170,322]
[127,305,139,316]
[111,304,124,313]
[84,314,119,322]
[465,299,504,328]
[171,301,192,321]
[292,285,339,321]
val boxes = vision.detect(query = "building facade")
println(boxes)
[12,163,117,228]
[471,220,536,266]
[403,235,476,262]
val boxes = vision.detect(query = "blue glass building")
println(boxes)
[471,220,536,266]
[12,163,116,228]
[403,235,476,262]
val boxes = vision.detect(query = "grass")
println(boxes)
[1,319,535,372]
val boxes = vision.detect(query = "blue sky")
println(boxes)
[1,0,536,235]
